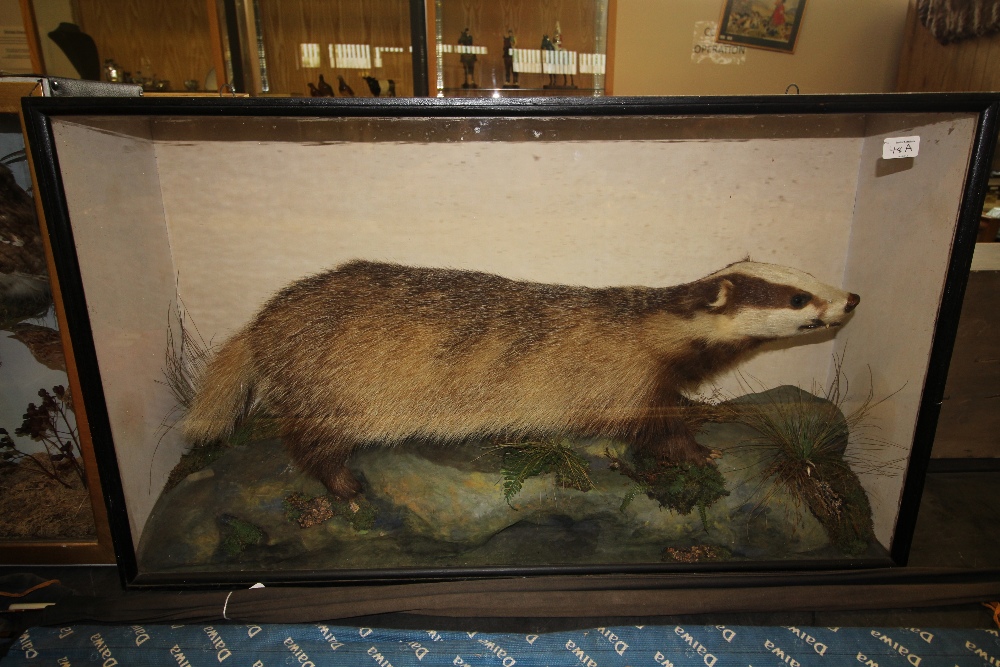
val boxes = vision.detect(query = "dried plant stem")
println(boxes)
[0,386,84,488]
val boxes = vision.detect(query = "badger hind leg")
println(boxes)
[281,423,363,499]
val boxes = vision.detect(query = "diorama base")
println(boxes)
[136,387,884,578]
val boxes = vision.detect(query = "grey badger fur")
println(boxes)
[184,259,860,498]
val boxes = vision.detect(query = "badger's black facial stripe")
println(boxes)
[714,274,812,312]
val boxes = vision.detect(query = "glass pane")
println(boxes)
[33,0,219,92]
[0,114,97,543]
[250,0,415,97]
[434,0,609,97]
[42,108,980,578]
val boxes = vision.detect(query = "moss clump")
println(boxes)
[218,515,266,556]
[342,498,378,533]
[662,544,732,563]
[489,438,594,507]
[164,439,231,492]
[283,492,331,526]
[611,451,729,531]
[284,493,378,533]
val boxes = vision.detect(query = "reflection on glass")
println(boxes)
[246,0,414,97]
[434,0,609,97]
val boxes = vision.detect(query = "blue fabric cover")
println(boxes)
[5,624,1000,667]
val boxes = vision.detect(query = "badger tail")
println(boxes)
[183,332,256,445]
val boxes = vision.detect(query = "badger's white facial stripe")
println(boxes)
[704,260,858,340]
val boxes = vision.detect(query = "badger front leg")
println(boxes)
[627,394,716,465]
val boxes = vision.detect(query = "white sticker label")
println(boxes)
[883,136,920,159]
[691,21,746,65]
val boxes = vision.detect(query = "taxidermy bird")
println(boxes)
[316,74,335,97]
[0,163,50,318]
[337,75,354,96]
[362,76,396,97]
[9,322,65,371]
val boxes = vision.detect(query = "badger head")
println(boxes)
[700,261,859,341]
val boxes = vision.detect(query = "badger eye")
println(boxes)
[790,293,810,309]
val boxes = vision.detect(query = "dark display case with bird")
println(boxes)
[0,148,97,546]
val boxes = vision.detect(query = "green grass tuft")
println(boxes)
[718,352,901,554]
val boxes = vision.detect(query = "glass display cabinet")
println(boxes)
[22,0,225,93]
[227,0,427,97]
[19,0,427,97]
[430,0,611,97]
[22,94,999,588]
[0,81,113,564]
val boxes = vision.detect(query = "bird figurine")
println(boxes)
[307,82,322,97]
[317,74,335,96]
[337,75,354,96]
[0,163,51,319]
[362,76,396,97]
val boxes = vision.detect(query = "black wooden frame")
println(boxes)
[21,93,1000,588]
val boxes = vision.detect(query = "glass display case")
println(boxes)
[22,94,999,587]
[430,0,610,97]
[22,0,225,93]
[228,0,426,97]
[19,0,427,97]
[0,81,113,564]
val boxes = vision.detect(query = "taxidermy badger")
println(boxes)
[184,260,860,499]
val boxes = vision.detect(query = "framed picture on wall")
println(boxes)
[716,0,806,53]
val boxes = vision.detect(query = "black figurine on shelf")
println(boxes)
[541,33,556,88]
[502,29,518,87]
[308,75,335,97]
[338,75,355,97]
[459,28,477,88]
[363,76,396,97]
[554,22,575,89]
[317,74,335,96]
[47,22,99,80]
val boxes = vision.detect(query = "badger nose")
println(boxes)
[844,293,860,313]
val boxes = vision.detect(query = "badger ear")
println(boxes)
[707,278,733,310]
